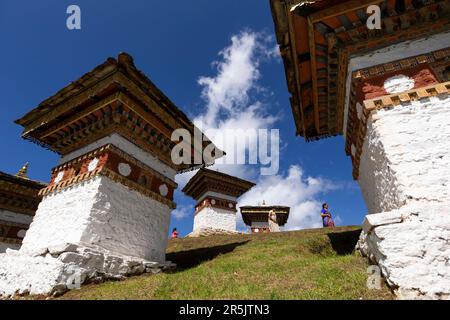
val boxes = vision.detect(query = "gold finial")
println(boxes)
[16,162,29,179]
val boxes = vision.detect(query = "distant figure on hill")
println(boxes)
[320,203,335,228]
[171,228,179,239]
[268,209,280,232]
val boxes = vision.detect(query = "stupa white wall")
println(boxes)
[356,93,450,299]
[193,207,236,232]
[342,31,450,299]
[21,175,170,262]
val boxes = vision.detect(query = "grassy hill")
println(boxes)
[60,226,393,300]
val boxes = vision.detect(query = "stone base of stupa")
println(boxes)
[187,227,241,238]
[0,243,175,298]
[356,202,450,300]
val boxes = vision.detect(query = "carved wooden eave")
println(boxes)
[14,53,224,173]
[239,205,290,226]
[0,171,46,216]
[182,168,256,200]
[270,0,450,140]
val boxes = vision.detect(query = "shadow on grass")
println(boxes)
[327,228,362,255]
[166,240,250,270]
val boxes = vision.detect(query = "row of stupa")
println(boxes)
[182,168,290,235]
[0,53,289,297]
[0,161,290,254]
[0,162,290,252]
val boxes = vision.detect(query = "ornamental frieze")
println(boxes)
[41,144,177,208]
[195,196,237,214]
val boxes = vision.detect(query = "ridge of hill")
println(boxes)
[60,226,393,300]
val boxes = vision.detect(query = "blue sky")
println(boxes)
[0,1,367,236]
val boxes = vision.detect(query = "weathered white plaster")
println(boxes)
[0,209,33,225]
[343,31,450,140]
[383,75,415,94]
[58,133,176,180]
[359,95,450,213]
[88,157,99,172]
[21,175,171,263]
[193,207,236,233]
[80,176,171,263]
[54,171,64,184]
[357,94,450,299]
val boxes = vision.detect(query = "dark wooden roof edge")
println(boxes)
[15,53,198,135]
[270,0,351,141]
[240,205,290,211]
[0,171,47,189]
[15,57,118,127]
[270,0,310,139]
[182,168,256,197]
[14,52,225,170]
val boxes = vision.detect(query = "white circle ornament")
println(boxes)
[159,184,168,197]
[118,163,132,177]
[88,157,99,172]
[17,229,27,239]
[228,202,234,208]
[383,75,415,94]
[211,199,216,205]
[54,171,65,184]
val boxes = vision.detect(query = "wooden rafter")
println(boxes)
[310,0,385,23]
[286,2,307,136]
[307,16,321,134]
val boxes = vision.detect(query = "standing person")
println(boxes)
[171,228,179,239]
[320,203,335,228]
[268,209,280,232]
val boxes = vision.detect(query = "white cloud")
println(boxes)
[196,31,267,127]
[193,31,280,181]
[175,30,343,233]
[171,204,193,221]
[237,165,339,231]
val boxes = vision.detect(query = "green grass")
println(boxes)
[60,226,393,300]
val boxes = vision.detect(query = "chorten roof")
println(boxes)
[15,53,223,173]
[182,168,255,200]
